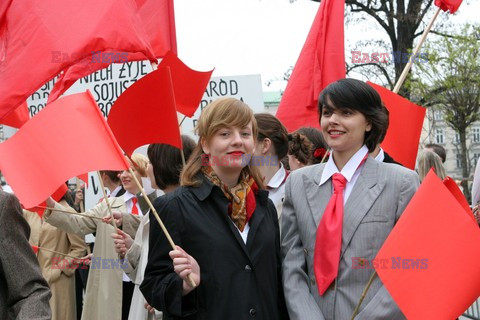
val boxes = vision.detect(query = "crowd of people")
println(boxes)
[0,78,467,320]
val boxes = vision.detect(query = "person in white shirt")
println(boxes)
[281,78,419,320]
[253,113,289,222]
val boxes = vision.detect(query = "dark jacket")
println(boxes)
[0,191,51,319]
[141,176,288,320]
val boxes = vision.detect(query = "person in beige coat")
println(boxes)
[44,154,151,320]
[24,194,86,320]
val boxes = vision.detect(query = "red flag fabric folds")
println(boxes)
[0,91,129,208]
[374,170,480,320]
[367,82,426,169]
[443,176,475,222]
[24,183,69,218]
[136,0,177,56]
[159,51,214,117]
[276,0,345,132]
[107,67,181,156]
[0,0,157,120]
[434,0,463,14]
[0,101,29,128]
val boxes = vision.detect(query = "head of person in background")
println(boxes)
[99,170,124,197]
[417,150,446,182]
[252,113,289,185]
[119,153,149,196]
[147,135,196,194]
[424,143,446,163]
[287,127,328,170]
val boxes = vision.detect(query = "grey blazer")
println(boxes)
[0,191,51,319]
[281,157,419,320]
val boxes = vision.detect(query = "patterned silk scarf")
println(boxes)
[203,166,258,232]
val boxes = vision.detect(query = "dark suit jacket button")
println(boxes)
[249,308,256,316]
[245,265,252,272]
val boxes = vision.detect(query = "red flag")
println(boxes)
[276,0,345,132]
[31,245,39,254]
[0,0,157,121]
[374,170,480,320]
[434,0,463,14]
[367,82,426,169]
[24,183,69,218]
[0,101,29,128]
[158,51,214,117]
[443,176,475,222]
[107,67,181,156]
[0,91,129,208]
[136,0,177,56]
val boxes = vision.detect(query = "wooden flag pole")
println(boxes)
[36,205,104,220]
[351,271,377,320]
[127,166,197,288]
[34,246,81,260]
[97,171,118,232]
[392,7,441,94]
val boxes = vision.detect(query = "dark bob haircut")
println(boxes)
[147,135,196,190]
[318,78,389,152]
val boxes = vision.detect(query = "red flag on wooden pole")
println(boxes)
[0,91,129,208]
[107,67,182,156]
[434,0,463,13]
[367,82,426,169]
[276,0,345,132]
[0,0,158,120]
[158,51,214,117]
[374,170,480,320]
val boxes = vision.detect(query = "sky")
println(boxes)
[174,0,479,92]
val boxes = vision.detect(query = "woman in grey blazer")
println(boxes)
[281,79,419,320]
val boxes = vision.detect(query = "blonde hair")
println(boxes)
[417,151,446,181]
[127,153,149,177]
[180,97,265,188]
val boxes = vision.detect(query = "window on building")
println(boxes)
[456,153,462,169]
[454,133,460,144]
[473,127,480,143]
[474,153,480,167]
[433,110,443,121]
[435,128,444,144]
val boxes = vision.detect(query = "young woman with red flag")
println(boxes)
[281,78,419,319]
[141,98,288,319]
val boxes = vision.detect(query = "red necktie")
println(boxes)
[131,197,139,215]
[314,173,347,295]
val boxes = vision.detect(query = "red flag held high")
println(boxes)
[434,0,463,14]
[0,92,129,208]
[374,170,480,320]
[276,0,345,132]
[367,82,426,169]
[107,67,182,156]
[0,0,158,120]
[0,101,29,129]
[159,51,214,117]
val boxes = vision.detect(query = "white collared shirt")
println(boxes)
[110,185,123,198]
[123,191,143,217]
[319,145,369,204]
[374,147,385,162]
[266,163,287,215]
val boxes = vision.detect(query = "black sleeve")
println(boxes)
[140,194,198,318]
